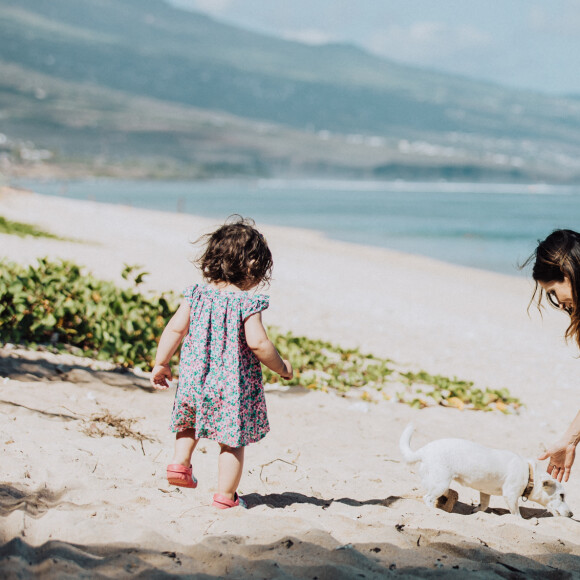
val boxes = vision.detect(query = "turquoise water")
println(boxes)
[14,178,580,276]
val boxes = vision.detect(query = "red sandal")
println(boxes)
[212,492,246,509]
[166,464,197,488]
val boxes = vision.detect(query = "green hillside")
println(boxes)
[4,60,534,181]
[1,0,580,181]
[0,61,423,178]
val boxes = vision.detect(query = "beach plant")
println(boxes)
[397,370,521,413]
[263,329,522,413]
[0,258,177,368]
[0,215,68,240]
[263,326,395,393]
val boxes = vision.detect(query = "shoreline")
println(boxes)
[2,183,528,281]
[8,176,572,278]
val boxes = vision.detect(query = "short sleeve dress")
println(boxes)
[170,284,270,447]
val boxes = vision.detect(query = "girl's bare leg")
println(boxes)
[171,428,199,466]
[217,444,245,499]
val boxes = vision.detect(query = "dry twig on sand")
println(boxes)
[259,458,298,483]
[79,410,155,443]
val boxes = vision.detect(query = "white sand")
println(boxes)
[1,186,579,577]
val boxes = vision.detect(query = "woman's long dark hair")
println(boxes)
[525,229,580,348]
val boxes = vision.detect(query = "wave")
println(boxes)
[257,178,578,195]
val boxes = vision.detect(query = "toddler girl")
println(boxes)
[150,216,292,508]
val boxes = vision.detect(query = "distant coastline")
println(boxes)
[4,158,580,184]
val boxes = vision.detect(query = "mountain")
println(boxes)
[2,59,434,180]
[1,0,580,181]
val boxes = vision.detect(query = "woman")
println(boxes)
[528,229,580,482]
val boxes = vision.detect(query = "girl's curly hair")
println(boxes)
[194,215,273,289]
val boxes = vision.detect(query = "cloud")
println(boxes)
[281,28,335,45]
[529,2,580,36]
[367,21,491,66]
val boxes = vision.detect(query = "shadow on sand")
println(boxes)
[1,531,577,579]
[243,491,402,510]
[451,499,554,519]
[0,484,67,518]
[243,492,554,520]
[0,350,153,391]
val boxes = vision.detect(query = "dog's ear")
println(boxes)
[542,479,557,493]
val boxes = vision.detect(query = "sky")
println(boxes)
[166,0,580,96]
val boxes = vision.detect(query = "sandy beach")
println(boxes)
[1,185,579,578]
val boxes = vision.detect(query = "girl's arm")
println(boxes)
[244,312,293,379]
[538,409,580,482]
[150,299,191,390]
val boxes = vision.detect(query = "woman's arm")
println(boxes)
[244,312,293,379]
[150,299,191,389]
[538,409,580,482]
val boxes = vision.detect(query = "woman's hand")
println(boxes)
[538,441,576,482]
[150,364,173,390]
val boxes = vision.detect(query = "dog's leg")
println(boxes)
[504,495,522,518]
[424,492,442,508]
[424,481,454,510]
[420,464,454,510]
[436,489,459,513]
[474,492,490,513]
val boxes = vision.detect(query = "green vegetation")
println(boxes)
[398,371,521,413]
[263,329,521,413]
[0,258,522,412]
[0,259,176,368]
[263,327,394,393]
[0,215,64,239]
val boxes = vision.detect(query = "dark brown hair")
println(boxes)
[525,229,580,348]
[194,215,273,289]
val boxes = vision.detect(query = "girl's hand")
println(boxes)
[150,364,173,390]
[279,359,293,380]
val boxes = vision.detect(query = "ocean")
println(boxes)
[14,178,580,276]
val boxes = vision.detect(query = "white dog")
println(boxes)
[399,424,573,518]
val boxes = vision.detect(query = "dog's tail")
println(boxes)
[399,423,421,464]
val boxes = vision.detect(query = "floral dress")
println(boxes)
[170,284,270,447]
